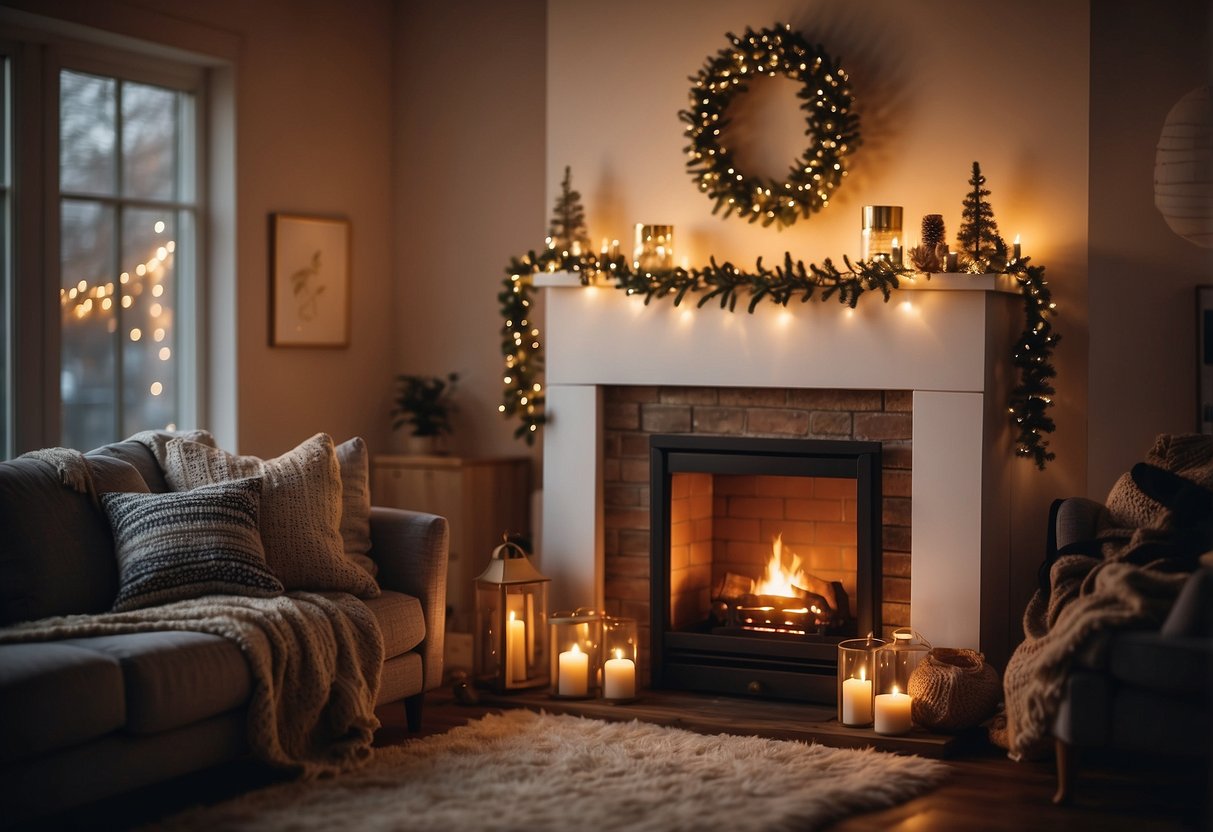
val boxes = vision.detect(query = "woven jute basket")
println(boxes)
[907,647,1001,732]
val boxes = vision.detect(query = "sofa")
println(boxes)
[0,431,448,824]
[1049,496,1213,804]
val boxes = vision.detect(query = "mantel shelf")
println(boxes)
[534,271,1019,294]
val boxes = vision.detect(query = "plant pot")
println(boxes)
[392,433,440,456]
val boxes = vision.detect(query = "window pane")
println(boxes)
[122,81,176,200]
[60,70,116,196]
[120,208,177,435]
[60,199,116,450]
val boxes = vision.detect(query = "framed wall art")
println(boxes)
[269,213,350,347]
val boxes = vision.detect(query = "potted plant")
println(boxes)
[391,372,458,454]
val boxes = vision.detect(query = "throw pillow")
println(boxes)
[101,478,284,612]
[164,433,380,598]
[336,437,376,577]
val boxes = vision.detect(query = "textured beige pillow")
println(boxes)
[335,437,376,577]
[164,433,379,598]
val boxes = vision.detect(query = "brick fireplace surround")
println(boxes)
[602,385,912,680]
[536,272,1031,670]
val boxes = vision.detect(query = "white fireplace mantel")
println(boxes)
[537,272,1023,663]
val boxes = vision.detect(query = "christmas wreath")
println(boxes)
[680,23,861,229]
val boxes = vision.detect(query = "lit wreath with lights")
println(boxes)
[680,23,861,229]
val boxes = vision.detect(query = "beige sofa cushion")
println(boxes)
[164,434,378,598]
[362,590,425,658]
[335,437,376,577]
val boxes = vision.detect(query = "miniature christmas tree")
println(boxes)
[909,213,946,272]
[547,166,591,255]
[955,162,1007,269]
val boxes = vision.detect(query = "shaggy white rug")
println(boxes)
[152,710,949,832]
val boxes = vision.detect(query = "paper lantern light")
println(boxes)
[1154,85,1213,248]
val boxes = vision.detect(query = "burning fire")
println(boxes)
[752,534,823,618]
[753,534,807,597]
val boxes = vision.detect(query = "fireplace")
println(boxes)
[649,435,881,703]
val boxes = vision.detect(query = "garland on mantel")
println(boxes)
[499,248,1058,468]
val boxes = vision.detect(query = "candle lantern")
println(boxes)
[473,539,550,693]
[550,608,604,698]
[860,205,903,262]
[876,627,931,696]
[633,224,674,273]
[602,615,638,702]
[837,635,885,727]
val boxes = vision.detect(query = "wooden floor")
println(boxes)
[29,687,1212,831]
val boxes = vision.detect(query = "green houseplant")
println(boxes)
[392,372,458,453]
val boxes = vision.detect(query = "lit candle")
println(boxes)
[945,250,958,272]
[841,669,873,726]
[874,686,913,735]
[507,611,527,684]
[558,643,589,697]
[891,236,902,267]
[1013,234,1022,261]
[603,648,636,700]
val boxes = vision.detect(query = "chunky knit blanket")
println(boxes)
[997,434,1213,760]
[6,446,384,776]
[0,592,384,776]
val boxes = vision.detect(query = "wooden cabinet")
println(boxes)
[372,454,531,632]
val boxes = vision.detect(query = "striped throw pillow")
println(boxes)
[101,477,284,612]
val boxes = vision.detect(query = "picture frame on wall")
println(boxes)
[269,213,350,347]
[1199,286,1213,434]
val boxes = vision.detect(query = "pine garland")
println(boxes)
[1005,257,1058,468]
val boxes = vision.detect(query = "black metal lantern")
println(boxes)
[474,540,550,692]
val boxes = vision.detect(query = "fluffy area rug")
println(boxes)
[150,710,948,832]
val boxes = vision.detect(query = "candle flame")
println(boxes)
[1014,234,1021,244]
[570,643,581,655]
[892,685,900,696]
[859,667,866,682]
[509,610,516,622]
[614,648,623,660]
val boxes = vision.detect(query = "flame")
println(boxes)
[752,534,808,597]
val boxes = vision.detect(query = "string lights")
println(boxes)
[60,221,175,399]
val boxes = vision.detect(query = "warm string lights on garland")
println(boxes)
[681,23,860,229]
[1004,258,1058,468]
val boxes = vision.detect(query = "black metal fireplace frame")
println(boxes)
[649,434,882,703]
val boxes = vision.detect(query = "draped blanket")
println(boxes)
[0,592,384,777]
[998,434,1213,760]
[5,446,384,776]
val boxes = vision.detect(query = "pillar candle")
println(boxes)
[891,237,902,267]
[603,649,636,699]
[507,612,527,684]
[558,643,589,696]
[841,674,873,725]
[874,687,913,735]
[945,250,958,272]
[1013,234,1022,261]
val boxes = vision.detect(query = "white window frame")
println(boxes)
[1,21,211,455]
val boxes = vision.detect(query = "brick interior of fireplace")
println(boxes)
[602,386,912,683]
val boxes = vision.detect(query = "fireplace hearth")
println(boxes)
[649,435,882,704]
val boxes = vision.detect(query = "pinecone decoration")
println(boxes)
[922,214,946,250]
[909,213,947,273]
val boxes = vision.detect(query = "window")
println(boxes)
[0,27,206,456]
[58,68,197,450]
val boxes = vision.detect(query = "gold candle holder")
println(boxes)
[861,206,903,263]
[633,224,674,273]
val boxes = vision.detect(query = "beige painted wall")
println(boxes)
[7,0,397,458]
[391,0,547,463]
[1088,0,1213,497]
[547,0,1090,628]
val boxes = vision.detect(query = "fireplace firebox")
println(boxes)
[649,435,882,703]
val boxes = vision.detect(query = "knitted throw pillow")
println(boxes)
[335,437,376,577]
[164,433,379,598]
[101,478,284,612]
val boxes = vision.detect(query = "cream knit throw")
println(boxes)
[0,592,384,777]
[997,434,1213,760]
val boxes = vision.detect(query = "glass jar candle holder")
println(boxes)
[602,616,638,701]
[860,205,903,263]
[549,608,603,698]
[633,224,674,273]
[837,635,885,727]
[876,627,931,696]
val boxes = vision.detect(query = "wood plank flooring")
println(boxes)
[28,687,1211,831]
